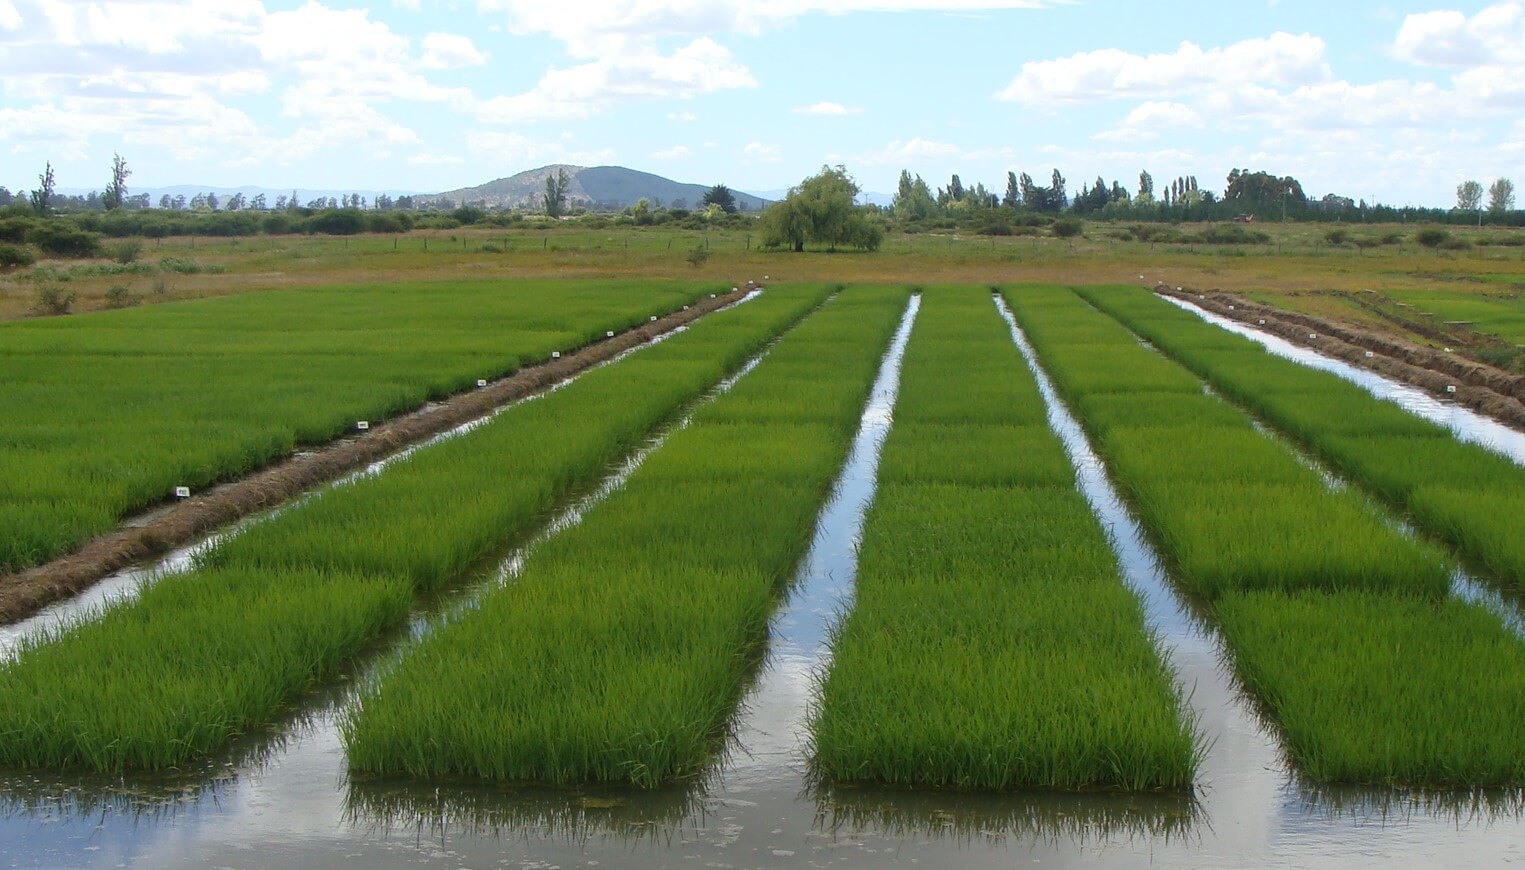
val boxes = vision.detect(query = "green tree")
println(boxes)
[892,170,936,220]
[103,153,130,211]
[32,162,55,216]
[1486,178,1515,214]
[1456,180,1483,212]
[543,167,570,218]
[1138,170,1154,200]
[759,165,882,253]
[701,183,738,214]
[1003,171,1021,208]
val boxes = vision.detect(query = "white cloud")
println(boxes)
[845,136,961,165]
[478,37,754,123]
[1095,100,1202,141]
[667,110,697,121]
[996,33,1331,106]
[1394,2,1525,67]
[0,0,22,30]
[741,140,782,163]
[794,101,860,115]
[420,32,487,69]
[650,144,692,160]
[478,0,1055,56]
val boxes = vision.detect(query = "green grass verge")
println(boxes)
[1004,284,1524,787]
[0,278,719,574]
[1076,284,1525,589]
[809,287,1200,791]
[0,283,831,772]
[342,286,911,786]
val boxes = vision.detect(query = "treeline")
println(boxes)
[888,167,1525,230]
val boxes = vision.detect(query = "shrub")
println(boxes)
[28,223,101,258]
[686,243,711,268]
[1052,217,1084,238]
[32,286,75,315]
[0,215,34,243]
[103,285,140,308]
[0,242,35,268]
[107,239,144,264]
[305,209,365,235]
[1326,229,1350,245]
[1196,224,1270,245]
[1416,228,1451,248]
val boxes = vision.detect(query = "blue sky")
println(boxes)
[1,0,1521,205]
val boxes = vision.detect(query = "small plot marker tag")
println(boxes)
[710,293,717,298]
[606,330,615,338]
[1228,305,1235,310]
[1446,385,1458,394]
[356,420,370,431]
[174,486,191,499]
[649,315,658,322]
[551,351,561,359]
[1258,319,1266,325]
[1309,333,1318,340]
[477,379,488,387]
[1365,351,1375,358]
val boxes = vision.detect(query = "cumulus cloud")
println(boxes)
[421,32,487,69]
[477,0,1055,56]
[478,36,753,123]
[742,140,782,163]
[794,101,860,115]
[996,32,1331,106]
[1393,2,1525,67]
[0,0,479,167]
[650,144,692,159]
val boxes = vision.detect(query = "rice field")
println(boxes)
[1,272,1522,853]
[1075,284,1525,588]
[0,282,830,772]
[0,278,714,574]
[1001,284,1525,787]
[808,287,1201,791]
[341,286,911,786]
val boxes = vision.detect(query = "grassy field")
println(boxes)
[342,286,911,786]
[3,221,1521,325]
[1078,285,1525,589]
[1003,284,1525,787]
[809,287,1201,792]
[0,282,830,772]
[0,278,717,574]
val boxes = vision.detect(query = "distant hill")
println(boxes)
[421,165,770,212]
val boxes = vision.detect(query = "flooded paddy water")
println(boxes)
[2,292,1523,867]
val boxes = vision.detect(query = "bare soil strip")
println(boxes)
[1162,288,1525,429]
[0,286,751,626]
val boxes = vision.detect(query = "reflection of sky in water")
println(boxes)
[1164,295,1525,465]
[2,291,1523,867]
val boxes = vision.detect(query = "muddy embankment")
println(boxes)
[1160,288,1525,430]
[0,286,753,626]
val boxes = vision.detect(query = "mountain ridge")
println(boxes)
[420,165,770,212]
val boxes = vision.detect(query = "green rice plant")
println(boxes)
[0,566,410,771]
[0,284,833,772]
[342,286,913,786]
[1076,284,1525,589]
[809,287,1201,792]
[0,278,720,573]
[1216,590,1525,786]
[1004,284,1525,786]
[1001,285,1451,600]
